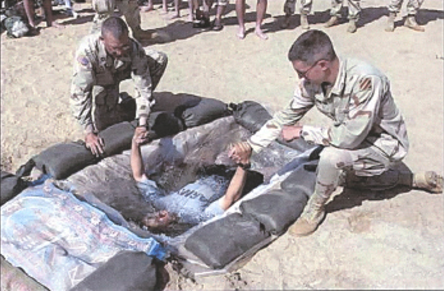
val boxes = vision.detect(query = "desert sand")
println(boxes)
[1,0,443,289]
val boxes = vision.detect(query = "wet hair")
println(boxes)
[101,17,129,39]
[288,30,337,65]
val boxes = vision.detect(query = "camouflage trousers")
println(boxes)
[283,0,312,15]
[388,0,424,15]
[92,50,167,131]
[314,145,410,199]
[329,0,361,20]
[91,0,141,34]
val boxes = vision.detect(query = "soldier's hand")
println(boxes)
[281,125,303,142]
[228,142,252,165]
[85,132,104,157]
[133,126,150,145]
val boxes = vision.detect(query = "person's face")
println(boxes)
[100,32,131,59]
[292,59,329,85]
[142,210,175,231]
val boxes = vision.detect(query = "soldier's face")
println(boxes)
[292,59,327,85]
[101,32,131,59]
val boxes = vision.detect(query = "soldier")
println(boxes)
[385,0,425,32]
[280,0,312,30]
[70,17,168,156]
[324,0,361,33]
[91,0,151,41]
[229,30,443,236]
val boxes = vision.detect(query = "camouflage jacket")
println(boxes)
[249,58,409,162]
[70,33,154,133]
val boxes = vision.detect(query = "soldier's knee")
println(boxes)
[319,147,352,170]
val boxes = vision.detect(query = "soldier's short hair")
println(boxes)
[101,17,129,39]
[288,30,336,65]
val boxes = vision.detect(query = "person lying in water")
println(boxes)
[131,127,263,232]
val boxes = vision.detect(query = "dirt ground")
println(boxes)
[1,0,443,289]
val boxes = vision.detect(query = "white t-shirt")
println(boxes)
[137,174,229,224]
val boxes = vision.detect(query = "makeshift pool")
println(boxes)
[1,99,320,290]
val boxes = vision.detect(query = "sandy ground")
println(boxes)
[1,0,443,289]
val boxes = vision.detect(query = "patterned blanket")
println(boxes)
[1,180,166,291]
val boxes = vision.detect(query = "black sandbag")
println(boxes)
[1,171,28,205]
[32,142,98,180]
[230,101,272,133]
[184,213,270,269]
[70,251,157,291]
[180,97,231,128]
[240,189,307,235]
[147,111,185,139]
[99,121,136,157]
[281,161,318,198]
[230,101,317,152]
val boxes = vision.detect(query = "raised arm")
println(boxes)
[131,127,149,182]
[219,165,249,210]
[220,143,251,210]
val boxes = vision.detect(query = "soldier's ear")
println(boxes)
[318,60,329,71]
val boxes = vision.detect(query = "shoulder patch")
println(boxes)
[359,77,372,91]
[77,56,90,69]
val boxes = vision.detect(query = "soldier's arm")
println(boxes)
[131,44,154,127]
[248,82,314,152]
[70,51,96,134]
[301,75,383,149]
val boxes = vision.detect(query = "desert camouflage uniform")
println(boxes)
[388,0,424,15]
[329,0,361,20]
[90,0,141,34]
[283,0,312,16]
[70,33,167,133]
[248,57,409,197]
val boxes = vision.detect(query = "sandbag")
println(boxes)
[240,189,307,235]
[230,101,272,133]
[99,121,136,157]
[184,213,270,269]
[230,101,316,152]
[70,251,157,291]
[32,142,98,180]
[1,171,28,205]
[181,97,230,128]
[32,121,138,180]
[1,255,48,291]
[281,161,318,197]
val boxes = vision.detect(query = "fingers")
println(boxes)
[228,142,252,164]
[133,126,150,145]
[87,140,103,157]
[85,133,104,157]
[97,137,104,155]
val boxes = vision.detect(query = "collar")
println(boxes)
[329,57,347,96]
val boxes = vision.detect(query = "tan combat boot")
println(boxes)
[288,193,328,236]
[300,14,309,30]
[324,16,339,28]
[413,171,443,193]
[404,15,425,32]
[347,19,357,33]
[385,12,396,32]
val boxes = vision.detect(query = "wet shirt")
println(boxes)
[137,174,230,225]
[249,57,409,162]
[70,33,154,133]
